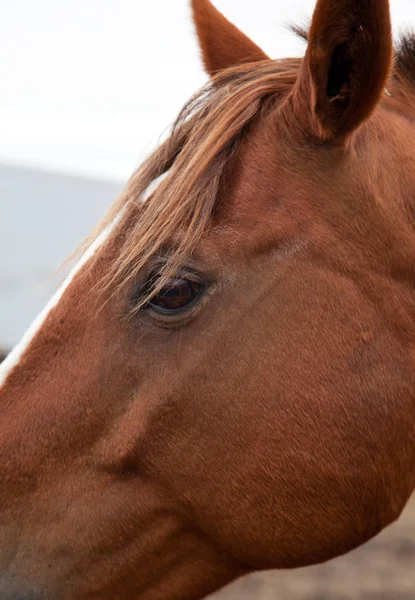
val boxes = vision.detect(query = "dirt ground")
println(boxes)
[211,494,415,600]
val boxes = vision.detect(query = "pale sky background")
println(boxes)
[1,0,414,183]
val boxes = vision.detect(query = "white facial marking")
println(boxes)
[0,171,169,391]
[0,217,120,390]
[142,172,169,202]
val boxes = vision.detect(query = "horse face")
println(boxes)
[128,115,415,566]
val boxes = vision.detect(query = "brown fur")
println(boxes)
[191,0,268,74]
[1,1,415,599]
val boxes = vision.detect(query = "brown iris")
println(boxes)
[148,277,203,313]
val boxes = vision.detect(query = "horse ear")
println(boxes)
[290,0,393,140]
[191,0,269,76]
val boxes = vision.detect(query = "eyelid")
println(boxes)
[147,261,210,289]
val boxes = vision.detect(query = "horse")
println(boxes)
[1,0,415,598]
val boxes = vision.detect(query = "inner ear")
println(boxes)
[327,42,353,101]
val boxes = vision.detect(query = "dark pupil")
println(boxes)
[151,278,199,311]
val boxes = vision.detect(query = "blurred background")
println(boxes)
[1,1,414,597]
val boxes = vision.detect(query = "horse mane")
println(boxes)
[88,57,300,307]
[395,32,415,87]
[85,31,415,310]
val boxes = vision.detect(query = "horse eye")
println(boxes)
[147,277,203,314]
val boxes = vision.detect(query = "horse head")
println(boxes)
[1,0,415,598]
